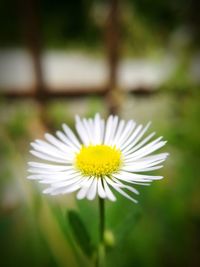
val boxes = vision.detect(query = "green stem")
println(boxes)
[96,197,105,267]
[99,197,105,243]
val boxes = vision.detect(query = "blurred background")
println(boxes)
[0,0,200,266]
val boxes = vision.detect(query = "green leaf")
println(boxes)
[67,210,94,258]
[113,209,142,245]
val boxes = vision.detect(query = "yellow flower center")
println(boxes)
[75,145,122,177]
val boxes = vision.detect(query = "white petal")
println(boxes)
[130,165,164,172]
[97,178,106,198]
[39,171,81,182]
[122,158,167,172]
[121,122,151,152]
[30,150,68,163]
[44,133,74,155]
[123,132,155,155]
[39,177,77,184]
[100,119,105,144]
[61,181,83,194]
[111,177,140,195]
[83,118,95,144]
[62,123,81,148]
[103,179,116,201]
[124,136,163,158]
[119,124,143,151]
[114,171,162,182]
[103,115,113,145]
[33,140,63,155]
[50,177,82,188]
[116,120,136,147]
[125,140,167,160]
[75,116,91,145]
[86,178,98,200]
[112,174,151,185]
[124,153,169,165]
[104,115,119,145]
[94,113,102,144]
[56,131,79,152]
[31,140,75,161]
[28,162,72,171]
[27,171,81,183]
[110,120,125,146]
[43,179,83,195]
[31,141,68,159]
[105,177,138,203]
[76,177,94,199]
[27,167,76,175]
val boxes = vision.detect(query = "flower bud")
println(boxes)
[104,230,115,248]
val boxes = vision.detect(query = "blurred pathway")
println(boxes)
[0,49,178,92]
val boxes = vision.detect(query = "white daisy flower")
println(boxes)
[27,113,168,203]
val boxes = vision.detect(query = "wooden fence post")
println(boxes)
[105,0,121,115]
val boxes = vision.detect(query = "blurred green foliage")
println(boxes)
[0,0,200,267]
[67,210,95,258]
[0,88,200,267]
[1,0,200,51]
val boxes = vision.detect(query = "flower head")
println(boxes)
[28,114,168,203]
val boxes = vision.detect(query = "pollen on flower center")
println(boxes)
[75,145,122,176]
